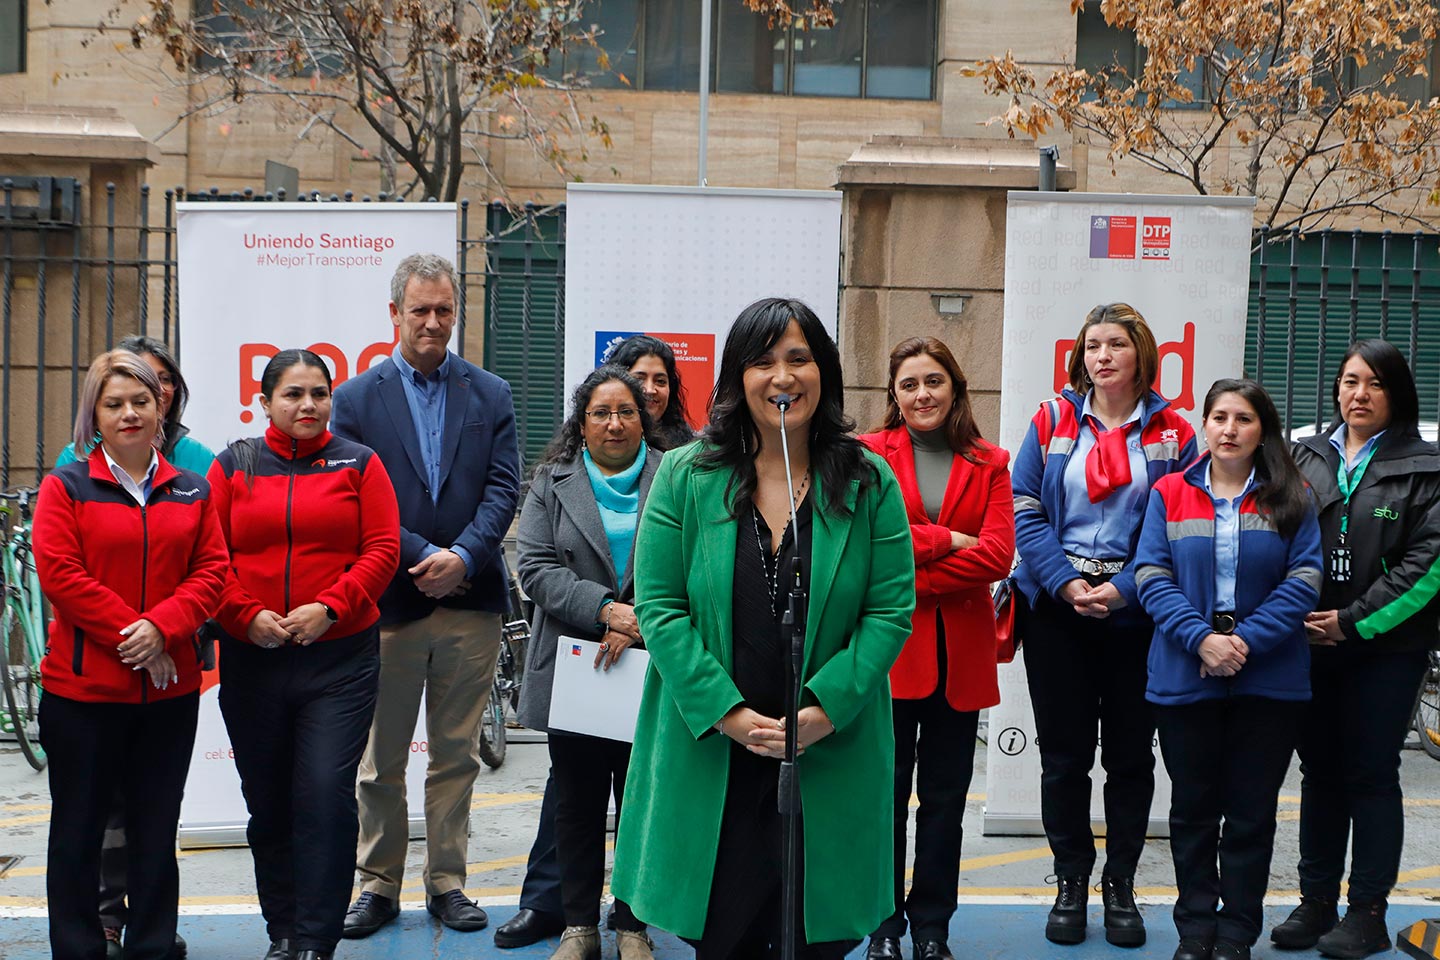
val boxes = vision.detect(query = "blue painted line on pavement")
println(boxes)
[4,904,1439,958]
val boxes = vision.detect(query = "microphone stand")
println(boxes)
[776,398,806,960]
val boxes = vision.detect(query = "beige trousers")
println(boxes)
[354,606,501,898]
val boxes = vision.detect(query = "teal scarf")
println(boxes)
[582,442,646,581]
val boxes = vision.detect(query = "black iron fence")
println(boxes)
[0,182,566,486]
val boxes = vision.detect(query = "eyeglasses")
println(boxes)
[585,407,640,424]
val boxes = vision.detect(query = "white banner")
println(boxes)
[985,192,1256,836]
[564,183,842,425]
[176,203,457,846]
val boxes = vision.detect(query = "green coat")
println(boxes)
[612,442,915,942]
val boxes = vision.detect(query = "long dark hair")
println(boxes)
[608,334,694,448]
[117,335,189,458]
[698,297,875,517]
[229,349,333,486]
[1204,378,1311,539]
[879,336,984,461]
[1332,339,1420,436]
[536,365,656,470]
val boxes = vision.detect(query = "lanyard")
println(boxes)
[1335,445,1379,542]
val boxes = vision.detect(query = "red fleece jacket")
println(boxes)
[206,424,400,642]
[34,454,229,703]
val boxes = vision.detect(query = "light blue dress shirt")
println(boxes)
[392,346,475,576]
[1202,460,1256,612]
[1328,422,1386,469]
[101,445,158,505]
[1060,393,1150,559]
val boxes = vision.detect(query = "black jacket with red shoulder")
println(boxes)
[206,424,400,643]
[34,454,229,703]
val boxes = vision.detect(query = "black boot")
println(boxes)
[1316,901,1391,959]
[1270,896,1339,950]
[1101,875,1146,947]
[262,940,294,960]
[1172,936,1214,960]
[1046,875,1089,945]
[1212,939,1251,960]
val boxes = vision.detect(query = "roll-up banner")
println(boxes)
[176,203,457,846]
[985,192,1256,836]
[564,183,842,423]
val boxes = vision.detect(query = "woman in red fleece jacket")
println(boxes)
[206,349,400,960]
[34,349,228,960]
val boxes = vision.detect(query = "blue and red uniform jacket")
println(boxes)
[1011,388,1197,613]
[206,424,400,643]
[33,454,229,703]
[1135,455,1323,705]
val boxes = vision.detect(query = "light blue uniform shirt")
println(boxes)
[1202,460,1256,612]
[392,346,475,576]
[1060,393,1150,559]
[1328,423,1386,469]
[101,445,159,505]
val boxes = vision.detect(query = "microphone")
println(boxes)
[771,393,795,410]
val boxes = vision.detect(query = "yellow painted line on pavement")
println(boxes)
[471,791,543,809]
[1,804,49,813]
[400,854,530,890]
[0,866,44,878]
[1395,865,1440,884]
[0,813,49,828]
[1277,794,1440,807]
[957,846,1056,872]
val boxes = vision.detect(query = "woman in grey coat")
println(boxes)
[516,366,664,960]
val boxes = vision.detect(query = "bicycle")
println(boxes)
[479,564,529,769]
[1,488,48,771]
[1412,648,1440,761]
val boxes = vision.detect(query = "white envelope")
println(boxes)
[547,635,650,743]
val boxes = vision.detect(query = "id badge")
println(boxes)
[1330,546,1353,583]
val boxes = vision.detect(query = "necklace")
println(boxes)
[751,472,810,606]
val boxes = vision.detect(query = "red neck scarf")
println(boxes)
[1085,416,1135,503]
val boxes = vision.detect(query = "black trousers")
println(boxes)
[876,616,979,942]
[218,629,380,953]
[1023,592,1156,878]
[1296,645,1430,904]
[1156,697,1302,945]
[99,799,128,929]
[547,731,644,930]
[517,769,564,916]
[40,689,199,960]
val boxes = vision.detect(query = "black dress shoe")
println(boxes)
[342,891,400,939]
[1102,875,1146,947]
[865,937,903,959]
[913,940,955,960]
[1212,938,1251,960]
[1173,936,1214,960]
[262,939,294,960]
[1046,875,1089,944]
[427,889,489,932]
[173,933,188,959]
[293,952,331,960]
[494,908,565,948]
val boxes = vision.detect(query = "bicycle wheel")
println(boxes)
[478,678,508,768]
[1414,657,1440,761]
[2,603,46,771]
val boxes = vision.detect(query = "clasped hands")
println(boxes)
[410,549,471,600]
[716,704,835,759]
[595,602,641,671]
[1197,633,1249,678]
[1059,578,1125,619]
[248,603,335,649]
[118,617,176,691]
[1304,609,1344,646]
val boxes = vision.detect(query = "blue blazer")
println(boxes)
[332,354,520,621]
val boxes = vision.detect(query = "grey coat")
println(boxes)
[514,447,662,732]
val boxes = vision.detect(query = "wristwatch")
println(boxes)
[320,603,339,622]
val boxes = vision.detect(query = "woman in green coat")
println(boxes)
[612,298,915,959]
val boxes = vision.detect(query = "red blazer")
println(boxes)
[860,427,1015,710]
[34,454,229,703]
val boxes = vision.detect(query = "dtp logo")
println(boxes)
[1142,217,1172,260]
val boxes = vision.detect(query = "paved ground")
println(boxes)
[2,727,1439,959]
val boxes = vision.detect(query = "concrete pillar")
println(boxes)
[835,136,1074,439]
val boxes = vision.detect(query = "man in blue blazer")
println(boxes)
[332,253,520,939]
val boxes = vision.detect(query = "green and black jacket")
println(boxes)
[1294,426,1440,652]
